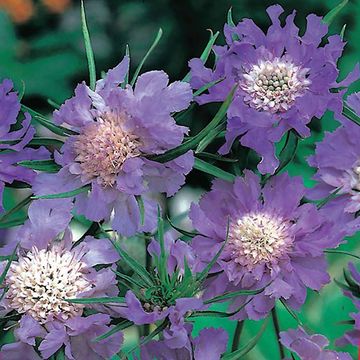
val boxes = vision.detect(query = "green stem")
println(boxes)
[271,307,285,359]
[143,234,152,337]
[231,321,244,351]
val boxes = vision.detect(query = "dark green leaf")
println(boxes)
[111,240,154,287]
[94,320,134,342]
[197,152,238,163]
[343,104,360,126]
[81,0,96,90]
[113,269,146,289]
[317,187,342,209]
[135,195,145,226]
[323,0,348,25]
[157,207,168,285]
[47,99,61,110]
[221,317,269,359]
[66,297,126,304]
[130,29,163,87]
[32,185,91,200]
[279,298,304,327]
[325,249,360,261]
[193,78,224,97]
[55,348,65,360]
[194,157,236,182]
[0,195,32,223]
[0,216,27,228]
[17,159,61,173]
[122,45,130,88]
[166,215,199,238]
[0,244,18,286]
[29,137,64,148]
[195,125,226,153]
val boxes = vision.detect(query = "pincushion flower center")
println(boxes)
[227,213,291,269]
[350,162,360,191]
[73,113,142,187]
[240,57,311,114]
[5,247,91,323]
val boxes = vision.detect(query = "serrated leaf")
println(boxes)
[323,0,348,26]
[183,30,219,82]
[110,240,154,287]
[66,297,126,304]
[194,157,236,182]
[32,185,91,200]
[94,320,134,342]
[221,317,269,359]
[130,28,163,87]
[18,159,61,173]
[151,86,236,164]
[81,0,96,90]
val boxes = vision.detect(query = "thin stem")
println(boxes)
[143,234,152,337]
[271,307,285,359]
[231,320,244,351]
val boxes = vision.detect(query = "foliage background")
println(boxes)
[0,0,360,358]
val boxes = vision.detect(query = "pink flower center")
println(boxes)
[73,113,142,187]
[240,57,311,114]
[227,212,292,270]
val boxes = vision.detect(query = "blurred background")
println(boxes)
[0,0,360,358]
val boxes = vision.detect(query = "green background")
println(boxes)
[1,0,360,358]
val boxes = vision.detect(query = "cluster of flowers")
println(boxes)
[1,4,360,360]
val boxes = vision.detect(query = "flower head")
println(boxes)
[280,327,351,360]
[33,56,193,236]
[189,5,359,174]
[308,94,360,227]
[190,171,340,320]
[0,200,122,359]
[0,79,49,212]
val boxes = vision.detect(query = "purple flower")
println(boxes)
[336,262,360,349]
[308,94,360,234]
[116,236,204,350]
[140,327,228,360]
[0,79,49,212]
[189,5,359,174]
[33,56,193,236]
[190,171,340,320]
[280,326,352,360]
[0,200,122,359]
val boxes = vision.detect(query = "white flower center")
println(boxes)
[227,213,292,270]
[5,247,91,323]
[240,57,311,113]
[351,163,360,191]
[73,113,142,187]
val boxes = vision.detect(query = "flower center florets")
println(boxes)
[240,57,311,114]
[5,247,91,323]
[73,113,142,187]
[227,212,292,270]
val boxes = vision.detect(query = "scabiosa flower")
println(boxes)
[280,327,351,360]
[308,93,360,227]
[33,55,193,236]
[140,327,228,360]
[189,5,359,174]
[0,79,49,212]
[116,235,204,350]
[0,200,123,359]
[336,262,360,349]
[190,171,340,320]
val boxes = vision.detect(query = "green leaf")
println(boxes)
[193,78,224,97]
[195,125,226,153]
[17,159,61,173]
[0,217,27,228]
[227,7,236,27]
[0,195,32,223]
[204,285,268,304]
[323,0,348,26]
[194,157,236,182]
[221,317,270,359]
[122,45,130,88]
[279,298,304,327]
[29,137,64,148]
[113,269,146,289]
[197,152,238,163]
[22,105,77,136]
[66,297,126,304]
[130,28,163,87]
[325,249,360,261]
[81,0,96,90]
[55,348,65,360]
[276,131,299,175]
[0,244,18,286]
[110,239,154,287]
[47,99,61,110]
[343,104,360,126]
[32,185,91,200]
[317,187,342,209]
[135,195,145,226]
[340,24,347,39]
[156,207,169,285]
[182,31,219,82]
[151,86,237,163]
[166,215,199,238]
[94,320,134,342]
